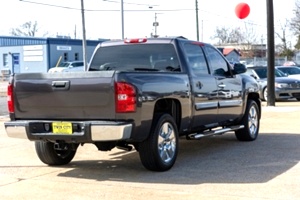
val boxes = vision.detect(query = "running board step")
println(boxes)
[187,125,244,140]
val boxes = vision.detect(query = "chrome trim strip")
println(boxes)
[195,101,218,110]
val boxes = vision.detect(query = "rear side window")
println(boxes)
[89,44,180,72]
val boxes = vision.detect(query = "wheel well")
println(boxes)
[247,93,261,119]
[153,99,181,130]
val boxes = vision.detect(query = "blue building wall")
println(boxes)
[0,36,107,75]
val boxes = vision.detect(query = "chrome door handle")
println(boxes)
[218,83,226,88]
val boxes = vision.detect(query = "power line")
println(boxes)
[19,0,280,29]
[102,0,158,7]
[19,0,190,12]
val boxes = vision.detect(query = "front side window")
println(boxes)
[72,62,83,67]
[205,46,230,76]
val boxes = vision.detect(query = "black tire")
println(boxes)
[35,141,77,165]
[138,114,179,171]
[296,98,300,101]
[235,100,260,141]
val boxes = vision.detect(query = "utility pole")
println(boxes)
[266,0,275,106]
[80,0,88,71]
[153,13,160,38]
[195,0,199,41]
[121,0,124,39]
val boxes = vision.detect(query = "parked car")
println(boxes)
[245,66,300,101]
[276,66,300,79]
[48,61,84,73]
[283,61,298,66]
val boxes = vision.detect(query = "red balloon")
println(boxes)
[235,3,250,19]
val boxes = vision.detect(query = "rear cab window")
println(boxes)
[89,43,181,72]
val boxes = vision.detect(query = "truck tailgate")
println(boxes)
[13,71,116,120]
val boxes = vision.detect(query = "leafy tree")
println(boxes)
[279,48,294,59]
[9,21,47,37]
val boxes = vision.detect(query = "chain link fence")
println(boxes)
[240,57,288,67]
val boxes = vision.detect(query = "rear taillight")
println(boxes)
[7,83,14,113]
[115,82,136,113]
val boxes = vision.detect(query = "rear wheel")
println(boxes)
[35,141,78,165]
[235,100,260,141]
[138,114,178,171]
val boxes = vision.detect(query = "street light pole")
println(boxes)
[80,0,88,71]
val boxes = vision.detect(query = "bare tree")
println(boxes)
[242,23,259,44]
[211,26,244,44]
[295,35,300,50]
[9,21,48,37]
[276,19,294,58]
[290,1,300,35]
[290,0,300,51]
[211,25,257,45]
[211,27,230,44]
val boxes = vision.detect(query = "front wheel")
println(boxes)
[35,141,78,165]
[138,114,179,171]
[262,87,268,101]
[235,100,260,141]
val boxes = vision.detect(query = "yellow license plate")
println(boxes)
[52,122,73,134]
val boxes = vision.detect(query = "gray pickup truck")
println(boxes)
[5,37,261,171]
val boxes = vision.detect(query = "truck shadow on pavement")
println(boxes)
[58,133,300,184]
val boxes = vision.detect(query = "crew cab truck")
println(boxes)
[5,37,261,171]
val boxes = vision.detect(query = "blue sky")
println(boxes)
[0,0,297,44]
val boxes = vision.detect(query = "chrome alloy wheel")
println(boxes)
[157,122,177,163]
[248,105,258,137]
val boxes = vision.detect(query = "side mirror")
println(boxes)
[232,63,247,74]
[250,74,257,79]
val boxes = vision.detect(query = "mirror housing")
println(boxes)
[232,63,247,75]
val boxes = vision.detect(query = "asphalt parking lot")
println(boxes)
[0,80,300,199]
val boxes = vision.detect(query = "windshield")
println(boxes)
[89,44,180,72]
[58,62,70,68]
[254,68,286,79]
[278,67,300,75]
